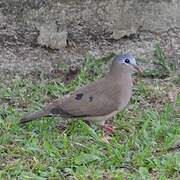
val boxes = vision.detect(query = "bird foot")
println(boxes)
[101,124,115,134]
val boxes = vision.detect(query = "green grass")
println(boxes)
[142,44,177,79]
[0,52,180,179]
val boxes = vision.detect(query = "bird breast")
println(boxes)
[116,75,133,110]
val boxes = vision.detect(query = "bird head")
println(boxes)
[112,53,143,74]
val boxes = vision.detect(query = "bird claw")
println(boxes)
[101,124,115,134]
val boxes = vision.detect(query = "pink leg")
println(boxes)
[101,124,115,133]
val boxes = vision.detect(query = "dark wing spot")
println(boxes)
[75,93,84,100]
[51,108,62,114]
[50,107,89,118]
[89,96,94,102]
[51,108,73,118]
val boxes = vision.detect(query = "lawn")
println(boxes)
[0,49,179,179]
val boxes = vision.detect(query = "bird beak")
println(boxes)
[133,65,144,74]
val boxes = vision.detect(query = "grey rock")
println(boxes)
[0,0,180,82]
[37,23,67,49]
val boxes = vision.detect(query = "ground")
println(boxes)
[0,48,180,179]
[1,0,180,83]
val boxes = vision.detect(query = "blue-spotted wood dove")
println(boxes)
[20,53,143,131]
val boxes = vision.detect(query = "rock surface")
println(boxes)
[37,23,67,49]
[0,0,180,82]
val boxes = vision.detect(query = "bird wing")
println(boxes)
[50,78,121,117]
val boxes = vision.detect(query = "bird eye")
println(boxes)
[125,59,130,63]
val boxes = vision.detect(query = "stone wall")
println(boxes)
[0,0,180,81]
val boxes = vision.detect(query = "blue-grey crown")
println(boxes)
[114,53,136,66]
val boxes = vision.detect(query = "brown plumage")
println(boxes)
[20,53,142,126]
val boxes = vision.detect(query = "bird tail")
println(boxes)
[20,110,48,124]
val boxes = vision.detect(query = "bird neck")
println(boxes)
[108,63,132,80]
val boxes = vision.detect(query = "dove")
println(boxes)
[20,53,143,132]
